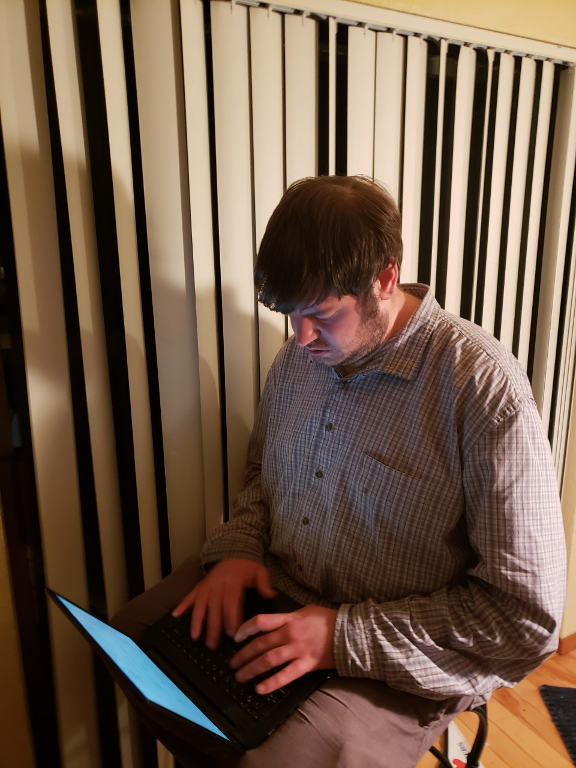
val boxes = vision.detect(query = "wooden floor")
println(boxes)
[417,649,576,768]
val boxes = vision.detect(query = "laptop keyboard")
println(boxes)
[160,612,291,720]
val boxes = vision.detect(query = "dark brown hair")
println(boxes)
[254,175,403,313]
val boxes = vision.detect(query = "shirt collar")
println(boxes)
[337,284,439,381]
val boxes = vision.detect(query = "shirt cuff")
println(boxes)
[334,603,375,678]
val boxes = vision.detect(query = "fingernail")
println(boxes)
[255,684,265,694]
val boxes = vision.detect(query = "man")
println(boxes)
[114,175,566,767]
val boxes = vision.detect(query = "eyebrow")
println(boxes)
[299,304,335,318]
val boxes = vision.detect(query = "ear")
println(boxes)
[374,261,398,301]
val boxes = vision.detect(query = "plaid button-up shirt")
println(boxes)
[201,284,566,706]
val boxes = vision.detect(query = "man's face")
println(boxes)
[288,288,390,369]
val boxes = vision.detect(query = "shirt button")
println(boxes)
[302,517,309,525]
[326,422,333,431]
[316,469,324,478]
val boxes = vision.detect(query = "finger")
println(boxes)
[255,567,277,600]
[254,658,311,695]
[230,628,283,670]
[172,587,198,617]
[190,591,208,640]
[234,612,289,643]
[223,586,244,638]
[205,591,225,650]
[234,638,294,683]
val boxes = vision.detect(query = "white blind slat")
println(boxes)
[285,13,318,183]
[211,0,258,505]
[401,35,428,283]
[98,0,160,612]
[181,0,225,535]
[517,61,555,371]
[250,6,287,389]
[328,17,337,175]
[374,32,404,206]
[347,25,376,176]
[131,0,205,567]
[48,0,128,609]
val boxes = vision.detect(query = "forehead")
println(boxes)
[292,293,359,316]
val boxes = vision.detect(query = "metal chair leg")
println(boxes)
[428,704,488,768]
[465,704,488,768]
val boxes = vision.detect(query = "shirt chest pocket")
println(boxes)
[353,452,460,544]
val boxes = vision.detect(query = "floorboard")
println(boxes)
[416,650,576,767]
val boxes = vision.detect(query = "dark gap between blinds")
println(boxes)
[417,37,439,289]
[317,17,331,177]
[335,23,348,176]
[474,52,502,327]
[434,43,459,308]
[494,55,522,342]
[513,59,543,359]
[461,47,489,322]
[200,0,231,520]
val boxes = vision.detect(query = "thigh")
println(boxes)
[230,677,473,768]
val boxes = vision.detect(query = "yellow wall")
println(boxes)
[350,0,576,49]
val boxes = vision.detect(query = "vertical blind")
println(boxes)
[1,0,575,766]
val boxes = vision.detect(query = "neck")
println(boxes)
[383,287,421,343]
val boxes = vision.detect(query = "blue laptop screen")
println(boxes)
[56,594,229,741]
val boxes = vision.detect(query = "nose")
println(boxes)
[290,315,320,347]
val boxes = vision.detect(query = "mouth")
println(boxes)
[306,347,330,356]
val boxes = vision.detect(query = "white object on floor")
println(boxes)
[446,719,485,768]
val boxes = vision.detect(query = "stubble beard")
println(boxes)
[333,293,390,371]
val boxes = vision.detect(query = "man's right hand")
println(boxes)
[171,559,276,650]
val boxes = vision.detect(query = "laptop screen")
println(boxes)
[54,593,229,741]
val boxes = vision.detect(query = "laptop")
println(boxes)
[46,586,332,751]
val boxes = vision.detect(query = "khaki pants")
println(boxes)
[112,557,474,768]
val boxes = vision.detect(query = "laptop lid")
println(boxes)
[46,587,231,746]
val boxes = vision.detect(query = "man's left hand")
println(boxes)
[229,605,338,694]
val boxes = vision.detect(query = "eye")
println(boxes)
[316,312,338,323]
